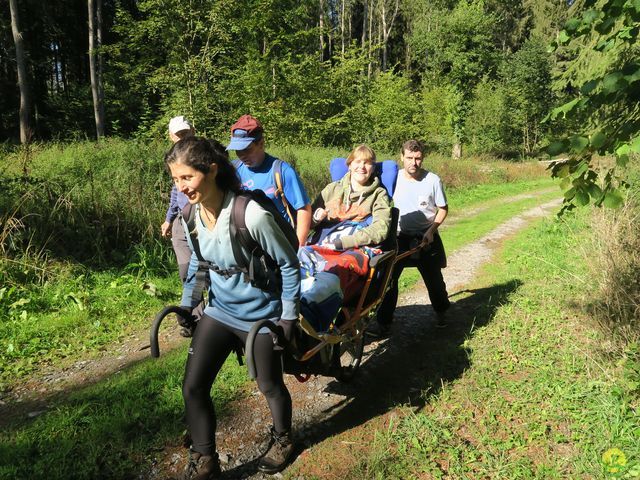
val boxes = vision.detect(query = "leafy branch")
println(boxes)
[546,0,640,213]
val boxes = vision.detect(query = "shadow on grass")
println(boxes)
[0,346,246,480]
[0,280,521,480]
[224,279,523,479]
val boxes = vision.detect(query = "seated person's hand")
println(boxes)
[312,208,328,223]
[320,238,343,250]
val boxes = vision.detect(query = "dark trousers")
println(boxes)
[182,315,292,456]
[377,232,450,326]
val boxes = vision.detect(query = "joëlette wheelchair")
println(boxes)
[149,158,402,383]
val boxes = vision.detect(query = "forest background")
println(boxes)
[1,0,640,477]
[2,0,581,158]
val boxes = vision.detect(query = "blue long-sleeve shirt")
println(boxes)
[180,191,300,330]
[165,186,190,223]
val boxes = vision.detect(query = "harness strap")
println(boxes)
[273,159,295,226]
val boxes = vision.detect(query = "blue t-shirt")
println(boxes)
[235,153,310,222]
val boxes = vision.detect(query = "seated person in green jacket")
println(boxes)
[298,145,392,328]
[310,144,392,250]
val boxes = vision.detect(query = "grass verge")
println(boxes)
[0,346,248,479]
[300,208,640,479]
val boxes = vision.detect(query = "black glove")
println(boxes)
[177,306,197,337]
[271,319,296,351]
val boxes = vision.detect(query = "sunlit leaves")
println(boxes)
[602,71,625,93]
[570,136,589,153]
[546,0,639,212]
[590,131,607,149]
[603,189,624,207]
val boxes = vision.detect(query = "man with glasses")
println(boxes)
[226,114,312,247]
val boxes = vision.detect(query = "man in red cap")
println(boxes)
[227,114,312,246]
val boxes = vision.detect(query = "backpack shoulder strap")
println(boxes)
[182,203,206,262]
[273,159,296,226]
[229,192,256,279]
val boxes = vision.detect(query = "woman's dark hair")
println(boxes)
[165,136,241,193]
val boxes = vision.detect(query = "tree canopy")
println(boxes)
[547,0,640,211]
[0,0,581,158]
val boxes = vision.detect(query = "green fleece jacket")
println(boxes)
[312,173,392,249]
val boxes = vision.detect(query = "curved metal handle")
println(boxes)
[245,319,280,379]
[150,305,192,358]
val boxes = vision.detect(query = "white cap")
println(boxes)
[168,116,193,134]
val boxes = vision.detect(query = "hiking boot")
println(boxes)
[184,450,221,480]
[366,322,391,338]
[257,427,296,474]
[435,311,447,328]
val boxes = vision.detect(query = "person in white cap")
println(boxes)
[161,116,195,282]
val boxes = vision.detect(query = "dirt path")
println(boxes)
[147,196,563,479]
[0,191,562,479]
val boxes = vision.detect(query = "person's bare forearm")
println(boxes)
[296,205,312,247]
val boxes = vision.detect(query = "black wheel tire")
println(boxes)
[333,330,365,382]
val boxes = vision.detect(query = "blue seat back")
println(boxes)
[329,157,398,197]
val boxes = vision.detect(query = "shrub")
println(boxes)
[584,182,640,345]
[417,83,458,155]
[0,138,169,265]
[364,72,421,152]
[465,79,511,156]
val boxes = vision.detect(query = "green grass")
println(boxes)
[447,177,556,211]
[397,182,560,292]
[0,346,248,479]
[345,209,640,479]
[0,268,181,388]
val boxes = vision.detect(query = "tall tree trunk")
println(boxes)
[340,0,345,57]
[361,0,367,49]
[367,0,373,79]
[96,0,104,125]
[272,65,276,98]
[319,0,325,61]
[452,142,462,159]
[9,0,31,144]
[88,0,105,139]
[380,0,399,72]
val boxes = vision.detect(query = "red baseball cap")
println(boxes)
[226,114,264,151]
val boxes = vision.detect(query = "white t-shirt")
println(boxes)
[393,169,447,235]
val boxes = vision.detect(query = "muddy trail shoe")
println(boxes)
[184,450,221,480]
[257,427,296,474]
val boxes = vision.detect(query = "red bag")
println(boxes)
[310,246,369,303]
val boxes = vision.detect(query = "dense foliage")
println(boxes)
[1,0,573,156]
[547,0,640,210]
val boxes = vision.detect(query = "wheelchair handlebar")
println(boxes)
[150,305,193,358]
[246,319,281,379]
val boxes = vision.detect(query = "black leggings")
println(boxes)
[182,314,292,456]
